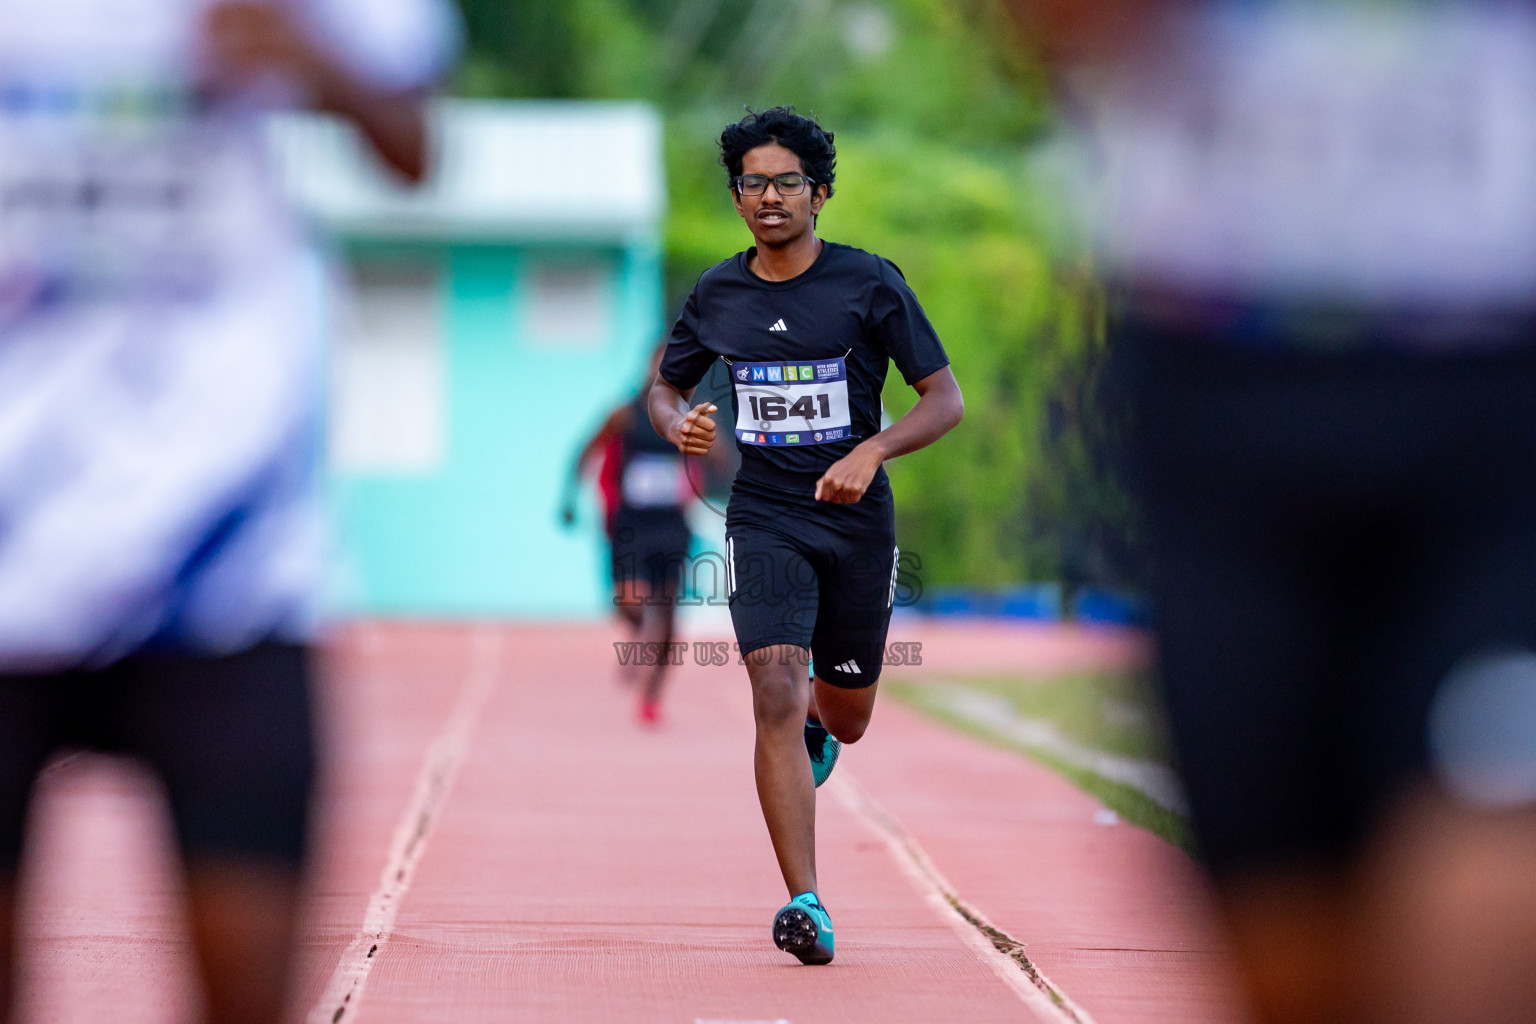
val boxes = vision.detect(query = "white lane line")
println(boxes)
[830,771,1098,1024]
[308,627,503,1024]
[935,687,1187,814]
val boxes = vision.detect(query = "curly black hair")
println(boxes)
[718,106,836,199]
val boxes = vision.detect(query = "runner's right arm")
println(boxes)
[651,287,721,457]
[648,378,717,457]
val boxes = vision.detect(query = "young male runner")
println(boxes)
[649,107,963,965]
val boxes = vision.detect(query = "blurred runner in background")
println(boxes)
[1006,2,1536,1022]
[564,342,710,726]
[0,2,458,1021]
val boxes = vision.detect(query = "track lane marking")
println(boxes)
[709,667,1094,1019]
[933,686,1187,813]
[830,771,1098,1024]
[307,627,503,1024]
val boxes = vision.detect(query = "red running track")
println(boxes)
[14,621,1249,1023]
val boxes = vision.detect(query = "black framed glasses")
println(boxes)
[732,173,815,197]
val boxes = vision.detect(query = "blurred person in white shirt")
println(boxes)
[0,2,458,1021]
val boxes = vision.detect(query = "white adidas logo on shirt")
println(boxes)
[769,319,788,332]
[836,659,861,675]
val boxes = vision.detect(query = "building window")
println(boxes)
[330,262,445,474]
[522,260,612,349]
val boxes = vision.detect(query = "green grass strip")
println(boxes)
[890,676,1193,853]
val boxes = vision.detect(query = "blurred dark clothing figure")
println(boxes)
[1005,1,1536,1021]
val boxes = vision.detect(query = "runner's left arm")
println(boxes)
[818,259,962,503]
[815,367,963,503]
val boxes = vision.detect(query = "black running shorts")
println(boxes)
[0,641,316,872]
[610,508,692,597]
[726,469,899,689]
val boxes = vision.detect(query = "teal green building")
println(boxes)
[276,101,665,617]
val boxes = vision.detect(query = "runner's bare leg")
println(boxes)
[747,646,817,896]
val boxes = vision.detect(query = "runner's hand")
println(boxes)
[671,403,718,457]
[816,442,883,503]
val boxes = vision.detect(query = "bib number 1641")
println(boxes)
[747,393,832,422]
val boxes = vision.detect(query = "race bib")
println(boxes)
[731,357,852,447]
[621,453,687,508]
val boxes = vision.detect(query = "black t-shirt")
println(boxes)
[659,241,950,484]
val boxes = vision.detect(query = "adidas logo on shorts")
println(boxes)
[769,319,788,332]
[836,659,861,675]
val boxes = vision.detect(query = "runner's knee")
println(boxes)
[753,680,804,729]
[748,656,807,729]
[823,715,869,744]
[814,677,876,743]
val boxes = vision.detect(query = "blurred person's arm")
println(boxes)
[1000,0,1182,70]
[204,2,432,181]
[561,407,629,527]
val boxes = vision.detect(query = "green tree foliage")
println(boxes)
[452,0,1130,588]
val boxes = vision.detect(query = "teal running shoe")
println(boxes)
[773,892,834,965]
[804,718,841,788]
